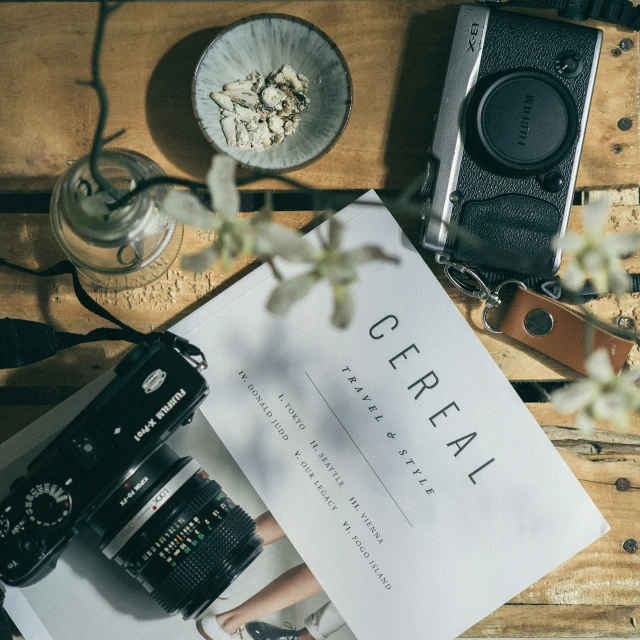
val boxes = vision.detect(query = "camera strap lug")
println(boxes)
[439,256,527,331]
[160,332,209,371]
[440,257,634,375]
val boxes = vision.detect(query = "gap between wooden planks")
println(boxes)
[0,1,638,192]
[0,203,638,387]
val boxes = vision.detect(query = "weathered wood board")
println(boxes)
[0,1,638,191]
[0,203,637,388]
[1,3,640,636]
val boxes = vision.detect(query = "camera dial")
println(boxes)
[0,516,9,538]
[24,484,72,528]
[467,70,579,177]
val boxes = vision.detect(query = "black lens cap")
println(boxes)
[468,70,579,177]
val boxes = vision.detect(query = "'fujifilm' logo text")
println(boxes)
[156,389,187,420]
[133,389,187,442]
[517,94,534,146]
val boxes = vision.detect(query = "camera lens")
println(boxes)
[89,446,263,619]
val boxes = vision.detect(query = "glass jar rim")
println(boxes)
[59,149,163,247]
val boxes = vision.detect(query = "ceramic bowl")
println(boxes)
[192,14,352,172]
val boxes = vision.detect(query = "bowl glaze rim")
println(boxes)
[191,12,353,174]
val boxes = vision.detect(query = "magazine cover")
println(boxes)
[1,588,52,640]
[0,409,350,640]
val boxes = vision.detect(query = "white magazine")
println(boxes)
[0,192,608,640]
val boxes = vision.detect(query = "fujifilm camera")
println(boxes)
[0,338,263,619]
[421,5,603,276]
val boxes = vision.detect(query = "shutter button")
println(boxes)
[525,309,555,336]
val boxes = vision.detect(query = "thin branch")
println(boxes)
[84,0,127,201]
[107,176,208,210]
[102,128,126,146]
[265,257,284,281]
[104,167,612,282]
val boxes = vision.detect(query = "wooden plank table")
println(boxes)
[1,2,640,637]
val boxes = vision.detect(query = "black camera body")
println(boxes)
[0,339,263,619]
[421,5,602,275]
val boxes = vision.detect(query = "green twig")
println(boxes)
[265,257,284,281]
[108,176,208,210]
[83,0,127,201]
[105,168,575,279]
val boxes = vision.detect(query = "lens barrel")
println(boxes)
[89,446,263,619]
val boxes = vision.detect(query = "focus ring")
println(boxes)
[183,478,222,514]
[152,507,257,614]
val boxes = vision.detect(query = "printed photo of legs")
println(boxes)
[197,512,346,640]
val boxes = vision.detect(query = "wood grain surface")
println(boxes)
[0,1,638,191]
[2,3,640,637]
[2,404,640,637]
[0,204,637,638]
[0,203,637,387]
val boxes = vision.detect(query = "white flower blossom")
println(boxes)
[267,216,399,328]
[164,155,274,272]
[554,197,640,295]
[164,155,399,327]
[551,349,640,432]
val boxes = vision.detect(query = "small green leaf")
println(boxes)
[207,155,240,219]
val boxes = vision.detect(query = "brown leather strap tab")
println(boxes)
[498,287,634,376]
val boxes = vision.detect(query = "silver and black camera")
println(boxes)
[421,5,602,276]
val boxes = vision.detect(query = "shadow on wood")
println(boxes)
[146,28,223,181]
[383,6,458,190]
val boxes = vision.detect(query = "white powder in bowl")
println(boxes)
[210,64,310,152]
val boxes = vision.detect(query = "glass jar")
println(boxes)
[50,149,183,290]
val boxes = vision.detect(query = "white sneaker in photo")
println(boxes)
[197,615,244,640]
[218,588,232,600]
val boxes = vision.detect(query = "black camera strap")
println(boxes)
[0,258,164,369]
[478,267,640,300]
[476,0,640,30]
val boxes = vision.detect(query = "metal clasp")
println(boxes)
[184,350,208,372]
[439,256,501,308]
[439,257,526,334]
[161,332,209,371]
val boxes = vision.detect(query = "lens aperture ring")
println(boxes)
[151,506,258,615]
[101,459,201,560]
[122,477,223,578]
